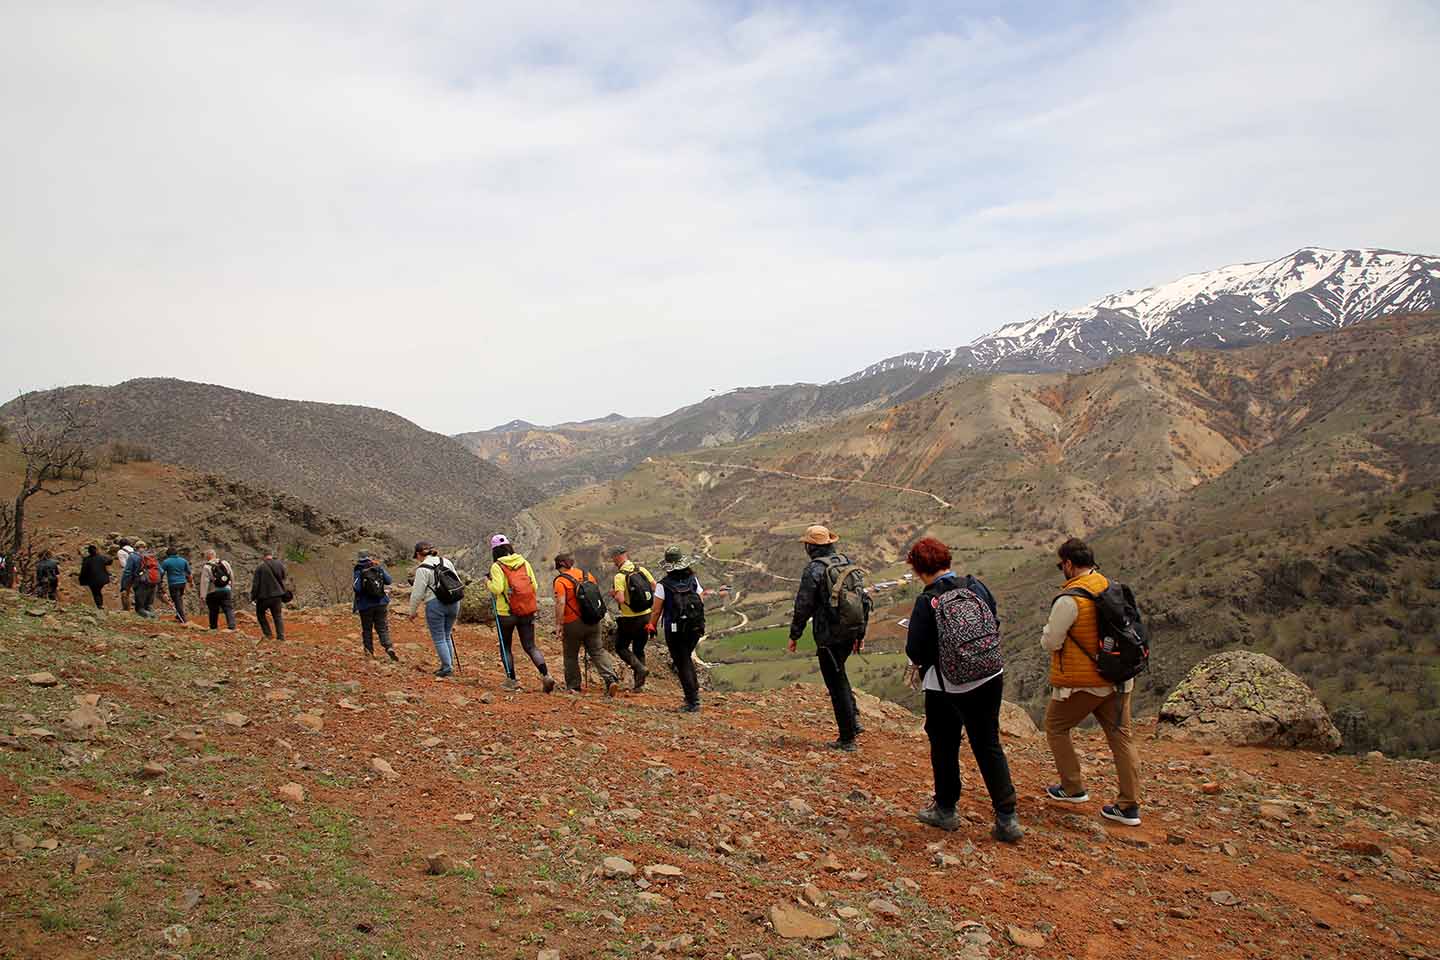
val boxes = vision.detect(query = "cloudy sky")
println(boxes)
[2,1,1437,433]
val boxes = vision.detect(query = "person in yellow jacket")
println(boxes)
[1040,538,1141,826]
[486,534,554,693]
[608,545,656,690]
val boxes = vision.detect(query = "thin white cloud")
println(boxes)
[0,1,1436,432]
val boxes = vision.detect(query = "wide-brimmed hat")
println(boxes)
[608,544,629,558]
[800,525,840,545]
[355,550,371,562]
[660,545,699,572]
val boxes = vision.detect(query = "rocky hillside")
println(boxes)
[0,379,537,546]
[3,591,1438,959]
[0,442,406,605]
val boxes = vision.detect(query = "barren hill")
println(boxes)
[0,380,537,547]
[3,591,1439,959]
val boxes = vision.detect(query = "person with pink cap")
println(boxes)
[486,534,553,693]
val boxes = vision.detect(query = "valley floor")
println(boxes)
[1,590,1437,959]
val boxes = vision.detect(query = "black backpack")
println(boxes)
[1057,581,1150,685]
[624,566,655,613]
[357,565,387,601]
[818,555,869,643]
[428,559,465,605]
[558,571,606,625]
[663,575,705,635]
[208,561,232,592]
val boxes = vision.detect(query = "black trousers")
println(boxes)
[88,584,105,609]
[666,628,702,706]
[359,606,392,651]
[256,598,285,640]
[615,615,649,671]
[924,673,1018,815]
[497,613,546,679]
[168,583,187,622]
[816,641,860,743]
[133,582,156,616]
[207,591,236,629]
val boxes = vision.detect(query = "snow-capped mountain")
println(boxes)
[838,247,1440,382]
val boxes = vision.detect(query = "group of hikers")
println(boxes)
[20,539,296,640]
[8,525,1148,840]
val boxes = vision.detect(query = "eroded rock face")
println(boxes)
[1157,651,1341,751]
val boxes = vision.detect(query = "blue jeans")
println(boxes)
[425,600,460,670]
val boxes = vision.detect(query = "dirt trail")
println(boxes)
[3,591,1439,960]
[699,532,800,584]
[682,458,953,509]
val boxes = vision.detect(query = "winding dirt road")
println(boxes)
[681,459,952,509]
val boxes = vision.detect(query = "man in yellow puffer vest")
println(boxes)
[1040,538,1142,826]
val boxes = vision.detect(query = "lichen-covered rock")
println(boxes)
[1157,651,1341,751]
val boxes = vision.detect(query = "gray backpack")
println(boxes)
[820,556,869,643]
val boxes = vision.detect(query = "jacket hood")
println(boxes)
[496,554,527,570]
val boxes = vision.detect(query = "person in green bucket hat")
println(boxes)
[647,545,705,712]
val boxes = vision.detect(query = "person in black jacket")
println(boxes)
[903,536,1022,842]
[78,544,112,609]
[788,525,871,752]
[34,551,61,601]
[250,552,288,641]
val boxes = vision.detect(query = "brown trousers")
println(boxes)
[1044,690,1141,807]
[561,619,619,691]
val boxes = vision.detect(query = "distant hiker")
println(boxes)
[34,550,60,601]
[553,551,620,697]
[78,544,112,609]
[609,546,655,690]
[788,525,871,752]
[903,537,1022,842]
[352,551,398,661]
[250,552,289,641]
[648,546,705,713]
[159,546,192,623]
[198,549,237,631]
[0,553,10,589]
[486,534,552,692]
[1041,537,1143,827]
[405,541,462,678]
[115,539,135,610]
[126,541,160,617]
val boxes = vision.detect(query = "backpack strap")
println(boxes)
[1052,589,1101,667]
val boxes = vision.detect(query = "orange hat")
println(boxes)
[800,525,840,545]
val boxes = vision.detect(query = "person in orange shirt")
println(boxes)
[552,551,620,697]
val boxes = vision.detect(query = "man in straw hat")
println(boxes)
[789,525,871,752]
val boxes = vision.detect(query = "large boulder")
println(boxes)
[1157,651,1341,751]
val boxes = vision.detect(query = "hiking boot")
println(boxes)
[364,646,374,658]
[854,722,866,736]
[991,813,1025,843]
[916,802,960,832]
[1045,785,1089,803]
[434,667,453,678]
[501,678,521,692]
[1101,804,1142,826]
[678,702,700,714]
[385,648,399,662]
[541,675,556,694]
[604,681,620,699]
[827,739,857,753]
[633,664,648,691]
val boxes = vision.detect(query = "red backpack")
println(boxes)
[502,563,538,616]
[140,554,161,586]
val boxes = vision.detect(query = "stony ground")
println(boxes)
[1,589,1438,960]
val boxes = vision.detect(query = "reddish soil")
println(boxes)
[2,593,1438,959]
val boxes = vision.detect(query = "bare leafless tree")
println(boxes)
[8,393,97,557]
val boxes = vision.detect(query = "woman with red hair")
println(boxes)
[904,537,1022,843]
